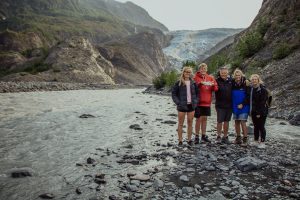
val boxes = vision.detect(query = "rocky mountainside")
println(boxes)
[1,31,168,85]
[0,0,170,85]
[204,0,300,124]
[163,29,242,69]
[82,0,168,32]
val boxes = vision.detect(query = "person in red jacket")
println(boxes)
[193,63,218,144]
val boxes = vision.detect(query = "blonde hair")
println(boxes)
[198,63,207,71]
[250,74,264,84]
[233,68,245,80]
[179,66,193,86]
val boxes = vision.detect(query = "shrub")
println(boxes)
[230,56,243,69]
[153,70,179,89]
[24,62,50,74]
[208,54,228,74]
[165,70,178,87]
[257,18,271,36]
[236,31,265,58]
[272,43,292,60]
[182,60,197,72]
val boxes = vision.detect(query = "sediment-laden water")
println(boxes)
[0,89,299,200]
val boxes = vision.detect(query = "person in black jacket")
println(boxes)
[249,74,269,149]
[172,67,199,146]
[215,66,232,144]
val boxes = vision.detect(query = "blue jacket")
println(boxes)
[232,77,250,115]
[172,79,199,110]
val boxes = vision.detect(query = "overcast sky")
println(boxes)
[115,0,263,30]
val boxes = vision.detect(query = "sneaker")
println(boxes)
[194,135,200,144]
[221,136,230,144]
[201,135,211,143]
[216,136,221,144]
[178,141,183,146]
[187,140,193,146]
[258,142,266,149]
[251,140,259,147]
[234,135,242,144]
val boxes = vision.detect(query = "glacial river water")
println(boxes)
[0,89,299,200]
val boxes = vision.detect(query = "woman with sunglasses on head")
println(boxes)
[172,66,199,146]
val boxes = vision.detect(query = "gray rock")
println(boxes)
[134,193,143,199]
[219,186,231,191]
[129,124,143,130]
[162,120,177,124]
[239,187,248,195]
[126,184,138,192]
[182,187,194,194]
[130,174,150,181]
[144,182,153,188]
[207,190,227,200]
[9,167,34,178]
[234,156,267,172]
[39,193,55,199]
[205,165,216,171]
[289,111,300,126]
[179,175,189,182]
[130,180,140,186]
[153,179,164,190]
[79,114,95,118]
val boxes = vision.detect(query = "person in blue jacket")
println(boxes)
[232,69,250,146]
[172,66,199,146]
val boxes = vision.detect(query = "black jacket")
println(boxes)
[250,85,268,116]
[215,76,232,109]
[172,79,199,110]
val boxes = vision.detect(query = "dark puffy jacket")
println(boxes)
[250,85,268,116]
[215,76,232,109]
[172,79,199,110]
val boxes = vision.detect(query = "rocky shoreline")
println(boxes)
[0,81,150,93]
[12,124,298,200]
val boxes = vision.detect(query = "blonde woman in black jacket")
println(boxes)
[172,67,199,146]
[250,74,269,149]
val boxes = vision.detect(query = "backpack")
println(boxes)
[265,88,273,108]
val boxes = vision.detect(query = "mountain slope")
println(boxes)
[0,0,170,85]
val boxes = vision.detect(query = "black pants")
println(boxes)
[251,114,267,142]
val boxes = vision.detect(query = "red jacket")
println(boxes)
[193,72,218,107]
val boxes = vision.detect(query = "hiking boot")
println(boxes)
[187,140,193,146]
[216,136,222,144]
[201,135,211,143]
[194,135,200,144]
[234,135,242,144]
[240,137,248,147]
[178,141,183,146]
[221,136,230,144]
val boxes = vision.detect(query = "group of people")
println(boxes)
[172,63,269,149]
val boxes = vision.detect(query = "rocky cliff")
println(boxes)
[1,32,168,85]
[0,0,170,85]
[204,0,300,124]
[98,32,168,84]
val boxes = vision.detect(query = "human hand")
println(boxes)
[238,104,243,109]
[256,115,260,118]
